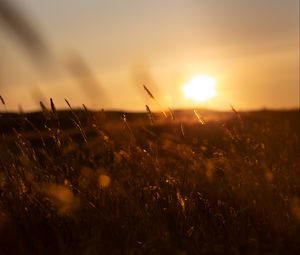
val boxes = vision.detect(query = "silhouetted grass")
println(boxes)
[0,104,299,254]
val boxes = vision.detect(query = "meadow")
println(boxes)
[0,101,299,254]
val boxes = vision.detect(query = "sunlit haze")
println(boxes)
[0,0,299,112]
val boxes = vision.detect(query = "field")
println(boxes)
[0,105,299,254]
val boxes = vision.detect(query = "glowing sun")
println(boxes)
[182,75,217,102]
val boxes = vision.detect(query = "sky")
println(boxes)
[0,0,299,111]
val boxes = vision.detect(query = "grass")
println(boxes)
[0,101,299,254]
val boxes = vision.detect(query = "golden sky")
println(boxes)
[0,0,299,111]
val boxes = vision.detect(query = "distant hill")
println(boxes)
[0,108,299,134]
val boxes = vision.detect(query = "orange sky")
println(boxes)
[0,0,299,111]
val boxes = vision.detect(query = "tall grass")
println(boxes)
[0,100,299,254]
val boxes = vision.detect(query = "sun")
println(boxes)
[182,75,217,102]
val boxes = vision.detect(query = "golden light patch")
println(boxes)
[42,183,79,215]
[98,174,111,188]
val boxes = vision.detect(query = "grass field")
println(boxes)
[0,104,299,254]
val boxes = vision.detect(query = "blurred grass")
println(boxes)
[0,105,299,254]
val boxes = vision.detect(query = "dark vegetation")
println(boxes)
[0,105,299,254]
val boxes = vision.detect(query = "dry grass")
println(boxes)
[0,102,299,254]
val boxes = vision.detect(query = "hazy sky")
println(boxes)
[0,0,299,111]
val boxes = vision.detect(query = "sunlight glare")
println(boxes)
[182,75,217,102]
